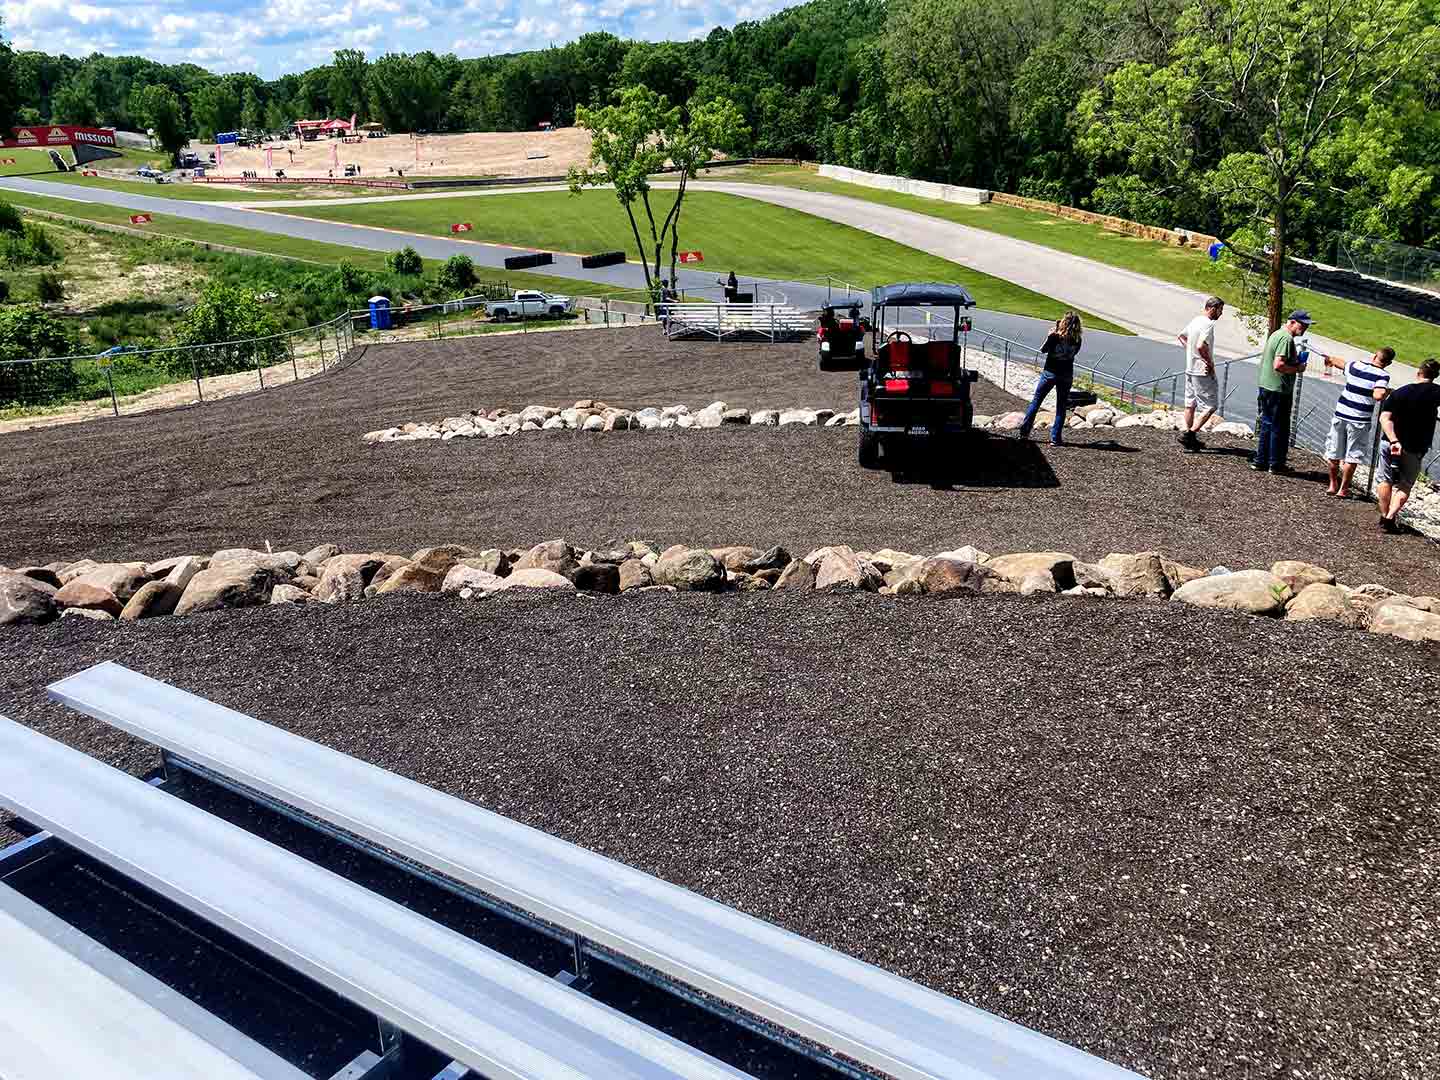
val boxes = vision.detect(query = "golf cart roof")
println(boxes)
[822,296,867,310]
[871,283,976,308]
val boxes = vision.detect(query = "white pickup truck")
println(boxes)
[485,290,575,321]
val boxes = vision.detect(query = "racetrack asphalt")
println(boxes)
[1,589,1436,1080]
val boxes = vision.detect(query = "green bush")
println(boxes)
[438,254,477,293]
[1088,175,1173,228]
[35,272,65,302]
[0,201,22,234]
[386,245,422,275]
[170,282,285,377]
[1017,176,1069,203]
[0,305,81,405]
[1,223,61,268]
[0,280,9,304]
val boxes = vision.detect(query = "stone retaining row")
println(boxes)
[3,541,1437,645]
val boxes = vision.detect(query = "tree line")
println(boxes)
[1,0,1436,272]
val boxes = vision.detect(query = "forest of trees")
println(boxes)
[2,0,1437,266]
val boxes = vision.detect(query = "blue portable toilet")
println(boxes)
[368,295,392,330]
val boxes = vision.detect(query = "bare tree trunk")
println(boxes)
[624,205,652,292]
[1267,191,1286,334]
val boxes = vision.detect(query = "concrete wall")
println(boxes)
[989,192,1221,250]
[817,164,991,206]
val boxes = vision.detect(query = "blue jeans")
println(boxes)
[1254,389,1291,469]
[1020,370,1071,443]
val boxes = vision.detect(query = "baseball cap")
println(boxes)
[1287,309,1314,326]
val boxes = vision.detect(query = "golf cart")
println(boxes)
[816,297,870,371]
[856,283,979,469]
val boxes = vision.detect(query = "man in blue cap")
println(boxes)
[1252,310,1313,473]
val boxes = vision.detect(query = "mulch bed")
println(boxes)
[3,326,1437,596]
[1,589,1437,1080]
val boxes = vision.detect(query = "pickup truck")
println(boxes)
[485,290,575,321]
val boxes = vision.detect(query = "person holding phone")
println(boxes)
[1376,358,1440,533]
[1251,310,1313,474]
[1018,312,1083,446]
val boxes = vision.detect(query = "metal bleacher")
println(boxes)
[16,660,1147,1080]
[663,302,814,342]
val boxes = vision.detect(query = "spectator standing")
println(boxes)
[1376,359,1440,533]
[721,270,739,304]
[1252,310,1312,473]
[1018,312,1084,446]
[1321,346,1394,497]
[1176,296,1225,451]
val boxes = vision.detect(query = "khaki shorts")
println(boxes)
[1377,440,1421,492]
[1325,417,1371,465]
[1185,373,1218,411]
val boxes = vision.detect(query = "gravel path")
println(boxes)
[2,590,1436,1079]
[4,328,1436,596]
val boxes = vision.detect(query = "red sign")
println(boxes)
[450,222,472,233]
[129,214,152,225]
[80,169,99,176]
[678,250,704,264]
[0,158,14,165]
[3,125,117,148]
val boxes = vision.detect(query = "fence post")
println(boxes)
[604,299,610,329]
[318,325,328,372]
[1002,344,1009,393]
[105,365,119,417]
[253,340,265,390]
[1366,415,1383,500]
[191,349,204,403]
[770,305,776,342]
[1290,370,1304,448]
[288,333,298,382]
[1220,362,1230,417]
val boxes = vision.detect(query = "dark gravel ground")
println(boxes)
[2,327,1437,595]
[1,590,1437,1080]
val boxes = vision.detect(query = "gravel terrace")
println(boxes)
[3,327,1438,596]
[1,591,1437,1080]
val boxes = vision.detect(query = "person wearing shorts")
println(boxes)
[1376,358,1440,533]
[1176,296,1224,451]
[1321,347,1393,497]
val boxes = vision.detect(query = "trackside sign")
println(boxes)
[3,126,118,148]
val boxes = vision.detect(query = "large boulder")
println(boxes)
[12,567,61,589]
[1270,560,1336,592]
[695,401,729,428]
[119,581,183,621]
[618,560,653,591]
[1171,570,1291,617]
[270,584,314,605]
[1070,562,1117,593]
[986,552,1076,590]
[210,549,303,582]
[1285,583,1362,627]
[54,580,124,617]
[1162,558,1206,592]
[146,555,208,580]
[493,568,577,592]
[1368,601,1440,643]
[71,562,151,604]
[934,545,990,565]
[57,559,100,585]
[376,563,447,595]
[0,572,58,626]
[162,555,208,591]
[774,559,817,590]
[709,546,766,572]
[814,546,883,591]
[314,554,385,603]
[369,556,413,591]
[301,543,341,572]
[1097,552,1171,598]
[455,550,513,577]
[652,548,726,591]
[916,557,993,596]
[174,563,274,616]
[514,540,579,580]
[441,565,505,595]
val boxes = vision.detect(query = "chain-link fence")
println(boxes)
[1335,234,1440,292]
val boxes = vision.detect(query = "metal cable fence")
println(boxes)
[1336,234,1440,292]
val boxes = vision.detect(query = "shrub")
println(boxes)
[1017,176,1069,204]
[170,282,285,377]
[0,305,81,405]
[35,272,65,302]
[386,245,422,275]
[337,260,369,294]
[0,279,9,304]
[1088,175,1173,228]
[438,254,477,293]
[1,222,61,267]
[0,201,22,234]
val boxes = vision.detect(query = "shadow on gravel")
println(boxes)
[889,435,1060,490]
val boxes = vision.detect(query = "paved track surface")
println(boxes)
[1,590,1436,1080]
[3,329,1436,596]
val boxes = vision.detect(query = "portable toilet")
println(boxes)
[368,295,392,330]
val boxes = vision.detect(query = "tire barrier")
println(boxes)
[580,251,626,269]
[503,252,554,270]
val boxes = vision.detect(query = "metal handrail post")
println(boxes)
[318,325,327,371]
[289,334,299,382]
[1290,371,1304,448]
[1366,418,1383,499]
[105,365,119,417]
[191,349,204,403]
[1220,362,1230,416]
[253,340,265,390]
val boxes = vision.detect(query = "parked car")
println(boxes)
[853,283,980,470]
[485,290,575,321]
[136,166,162,179]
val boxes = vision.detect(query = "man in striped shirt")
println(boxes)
[1321,346,1394,497]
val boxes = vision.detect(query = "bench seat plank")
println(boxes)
[51,661,1142,1080]
[0,882,311,1080]
[0,714,750,1080]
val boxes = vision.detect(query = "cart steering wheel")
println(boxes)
[886,330,913,345]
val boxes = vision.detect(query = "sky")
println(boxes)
[0,0,799,76]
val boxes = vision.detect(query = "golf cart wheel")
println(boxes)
[858,431,881,469]
[493,309,509,322]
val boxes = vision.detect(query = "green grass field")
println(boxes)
[0,146,168,177]
[270,188,1130,332]
[1,191,643,299]
[716,165,1440,358]
[39,173,412,202]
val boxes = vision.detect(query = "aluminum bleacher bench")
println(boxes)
[663,303,814,342]
[0,714,751,1080]
[0,882,311,1080]
[50,661,1144,1080]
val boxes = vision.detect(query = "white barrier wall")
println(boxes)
[818,164,991,205]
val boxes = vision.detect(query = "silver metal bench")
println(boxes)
[51,661,1144,1080]
[0,882,311,1080]
[663,303,814,342]
[0,713,750,1080]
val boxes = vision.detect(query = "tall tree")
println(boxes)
[50,77,99,125]
[131,84,188,165]
[329,49,368,119]
[0,17,17,132]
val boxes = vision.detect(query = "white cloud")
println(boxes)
[356,0,401,10]
[394,14,429,29]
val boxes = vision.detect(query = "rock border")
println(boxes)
[4,542,1437,646]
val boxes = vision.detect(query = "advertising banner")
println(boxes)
[3,125,117,148]
[678,251,704,264]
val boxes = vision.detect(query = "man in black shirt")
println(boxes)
[1376,358,1440,533]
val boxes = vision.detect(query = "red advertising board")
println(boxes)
[129,214,152,225]
[450,222,473,233]
[678,250,704,264]
[0,158,14,165]
[3,125,118,148]
[80,169,99,176]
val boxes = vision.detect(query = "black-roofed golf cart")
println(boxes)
[816,296,870,371]
[853,283,978,469]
